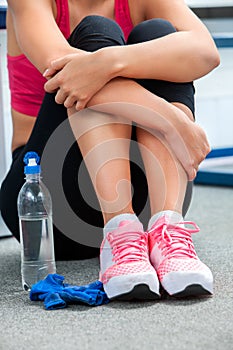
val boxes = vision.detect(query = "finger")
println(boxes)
[188,167,198,181]
[43,54,75,78]
[75,99,86,111]
[193,168,197,179]
[64,95,77,109]
[55,89,68,105]
[50,54,74,71]
[43,67,58,78]
[44,75,60,93]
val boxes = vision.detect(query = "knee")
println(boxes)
[68,15,125,51]
[127,18,176,44]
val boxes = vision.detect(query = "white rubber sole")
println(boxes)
[103,272,160,300]
[161,271,214,297]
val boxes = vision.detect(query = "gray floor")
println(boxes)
[0,184,233,350]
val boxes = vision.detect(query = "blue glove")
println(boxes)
[30,274,109,310]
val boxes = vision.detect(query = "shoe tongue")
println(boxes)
[117,220,143,234]
[164,215,183,226]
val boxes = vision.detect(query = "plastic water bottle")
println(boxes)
[17,151,56,291]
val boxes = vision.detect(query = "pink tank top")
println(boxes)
[7,0,133,117]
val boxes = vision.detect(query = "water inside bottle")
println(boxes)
[19,217,56,291]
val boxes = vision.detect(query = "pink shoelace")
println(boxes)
[108,230,149,264]
[148,221,200,260]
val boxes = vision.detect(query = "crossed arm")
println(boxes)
[42,0,220,109]
[7,0,220,179]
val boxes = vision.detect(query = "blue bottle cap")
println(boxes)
[23,151,41,174]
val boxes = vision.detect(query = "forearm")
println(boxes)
[68,77,210,180]
[85,77,190,136]
[104,31,220,83]
[86,77,210,180]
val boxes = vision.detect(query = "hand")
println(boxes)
[165,115,211,181]
[44,49,114,110]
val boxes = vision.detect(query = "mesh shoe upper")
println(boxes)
[148,216,211,282]
[100,220,156,284]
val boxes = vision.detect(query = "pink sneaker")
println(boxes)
[148,216,213,297]
[100,220,160,300]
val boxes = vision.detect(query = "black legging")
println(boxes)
[0,16,194,260]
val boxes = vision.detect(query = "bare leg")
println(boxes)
[136,102,194,217]
[67,79,195,224]
[68,110,134,225]
[67,76,180,225]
